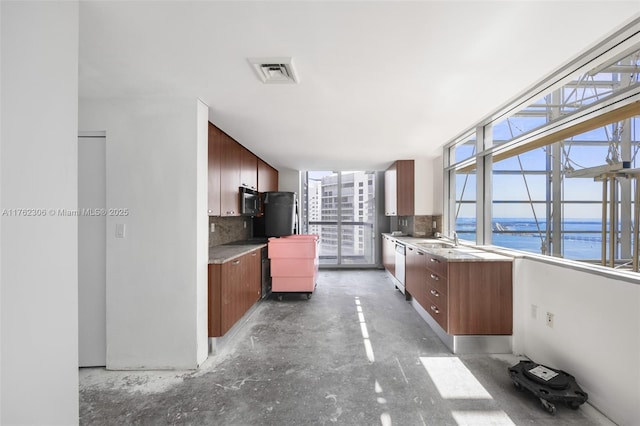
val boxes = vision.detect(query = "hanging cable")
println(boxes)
[505,118,546,250]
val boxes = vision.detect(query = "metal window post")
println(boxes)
[477,125,492,245]
[551,141,562,256]
[619,62,633,258]
[550,90,563,257]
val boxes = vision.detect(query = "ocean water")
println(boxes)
[456,218,612,260]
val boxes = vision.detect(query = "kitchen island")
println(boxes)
[382,233,514,354]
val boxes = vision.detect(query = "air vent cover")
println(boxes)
[248,57,298,84]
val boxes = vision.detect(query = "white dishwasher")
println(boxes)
[394,242,406,294]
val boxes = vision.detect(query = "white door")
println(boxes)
[78,133,106,367]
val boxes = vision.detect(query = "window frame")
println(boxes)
[442,18,640,273]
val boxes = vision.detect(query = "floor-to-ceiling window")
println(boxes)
[303,171,376,266]
[450,132,478,241]
[444,20,640,271]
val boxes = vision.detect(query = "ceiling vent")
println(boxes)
[248,57,298,84]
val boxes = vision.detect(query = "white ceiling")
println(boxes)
[79,1,640,171]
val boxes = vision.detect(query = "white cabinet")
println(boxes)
[385,158,436,216]
[384,165,397,216]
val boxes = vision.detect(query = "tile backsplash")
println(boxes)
[209,216,251,247]
[397,215,442,237]
[211,214,442,246]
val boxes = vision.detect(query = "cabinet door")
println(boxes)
[396,160,415,216]
[448,261,512,335]
[405,246,425,299]
[221,257,243,334]
[240,147,258,191]
[384,164,397,216]
[208,265,222,337]
[220,135,241,216]
[381,235,396,276]
[247,250,261,304]
[258,158,278,193]
[208,123,222,216]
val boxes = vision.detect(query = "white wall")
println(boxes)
[414,157,431,215]
[79,98,208,369]
[78,135,107,367]
[512,258,640,425]
[196,100,209,364]
[414,156,443,216]
[278,169,302,232]
[278,168,300,195]
[1,1,80,424]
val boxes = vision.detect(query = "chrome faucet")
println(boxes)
[435,231,459,246]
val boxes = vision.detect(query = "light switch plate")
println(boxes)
[116,223,126,238]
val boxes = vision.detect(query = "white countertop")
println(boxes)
[209,242,267,264]
[383,234,513,262]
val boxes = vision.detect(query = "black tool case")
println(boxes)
[508,360,588,415]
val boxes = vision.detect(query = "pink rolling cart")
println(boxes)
[268,234,319,300]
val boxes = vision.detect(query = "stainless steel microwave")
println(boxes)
[239,187,260,216]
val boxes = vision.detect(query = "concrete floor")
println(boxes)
[80,270,613,425]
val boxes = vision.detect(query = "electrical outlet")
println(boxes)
[546,312,554,328]
[210,223,215,233]
[531,304,538,319]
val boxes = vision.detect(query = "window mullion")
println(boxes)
[478,125,492,245]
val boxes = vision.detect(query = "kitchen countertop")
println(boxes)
[383,233,512,262]
[209,241,267,264]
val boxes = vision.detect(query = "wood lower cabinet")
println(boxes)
[423,252,449,331]
[381,234,396,276]
[447,261,512,335]
[407,248,512,335]
[208,248,262,337]
[405,245,427,303]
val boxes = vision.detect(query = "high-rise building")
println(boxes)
[306,171,375,263]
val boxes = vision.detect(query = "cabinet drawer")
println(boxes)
[424,297,448,331]
[425,253,447,278]
[425,270,447,297]
[425,272,448,302]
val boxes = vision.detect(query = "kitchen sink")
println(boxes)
[415,242,454,249]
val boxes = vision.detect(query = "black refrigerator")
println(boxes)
[264,191,297,237]
[253,191,297,238]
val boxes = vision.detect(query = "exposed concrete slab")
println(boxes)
[80,270,613,425]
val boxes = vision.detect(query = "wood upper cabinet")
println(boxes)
[208,123,222,216]
[408,248,513,336]
[257,158,278,193]
[208,248,263,337]
[384,160,414,216]
[220,133,241,216]
[208,122,278,216]
[240,147,258,191]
